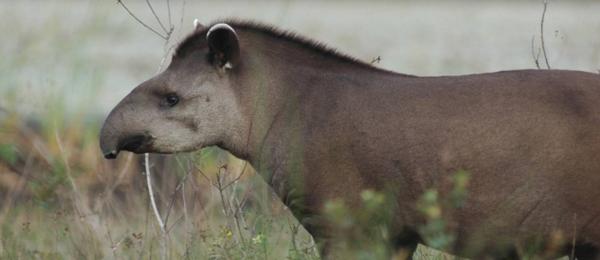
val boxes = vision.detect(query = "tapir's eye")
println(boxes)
[165,93,179,107]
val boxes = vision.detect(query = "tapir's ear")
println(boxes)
[206,23,240,69]
[193,18,205,31]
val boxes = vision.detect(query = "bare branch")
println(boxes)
[145,0,169,34]
[166,215,185,234]
[54,131,78,194]
[531,36,541,69]
[196,167,212,184]
[167,0,173,30]
[221,161,249,190]
[540,0,551,69]
[181,170,190,235]
[164,169,190,226]
[117,0,167,40]
[177,0,186,37]
[144,153,166,233]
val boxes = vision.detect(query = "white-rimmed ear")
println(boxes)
[193,19,204,30]
[206,23,240,69]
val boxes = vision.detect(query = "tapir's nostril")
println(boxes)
[118,134,151,152]
[104,150,118,160]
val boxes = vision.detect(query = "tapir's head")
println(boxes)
[100,22,244,159]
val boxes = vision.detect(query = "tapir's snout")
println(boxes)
[99,106,154,160]
[99,121,120,159]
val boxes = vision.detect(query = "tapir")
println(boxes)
[100,20,600,259]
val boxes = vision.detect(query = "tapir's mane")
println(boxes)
[173,19,388,71]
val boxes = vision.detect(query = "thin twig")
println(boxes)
[212,166,247,247]
[166,215,185,234]
[144,154,168,260]
[145,0,169,34]
[177,0,186,37]
[531,36,541,69]
[54,131,79,195]
[164,170,190,226]
[166,0,173,30]
[540,0,551,69]
[221,161,249,190]
[232,195,247,247]
[117,0,167,40]
[196,167,212,184]
[182,174,190,233]
[139,192,151,259]
[215,169,231,216]
[144,153,166,233]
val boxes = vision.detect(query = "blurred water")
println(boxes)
[0,0,599,115]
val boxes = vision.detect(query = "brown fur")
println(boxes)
[100,20,600,259]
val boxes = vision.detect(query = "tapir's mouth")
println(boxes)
[103,150,119,159]
[103,134,154,159]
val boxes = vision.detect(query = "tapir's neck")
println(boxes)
[220,29,410,183]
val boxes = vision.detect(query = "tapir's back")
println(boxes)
[305,68,600,255]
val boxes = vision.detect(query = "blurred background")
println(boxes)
[0,0,599,259]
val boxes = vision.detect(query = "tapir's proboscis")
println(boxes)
[100,20,600,259]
